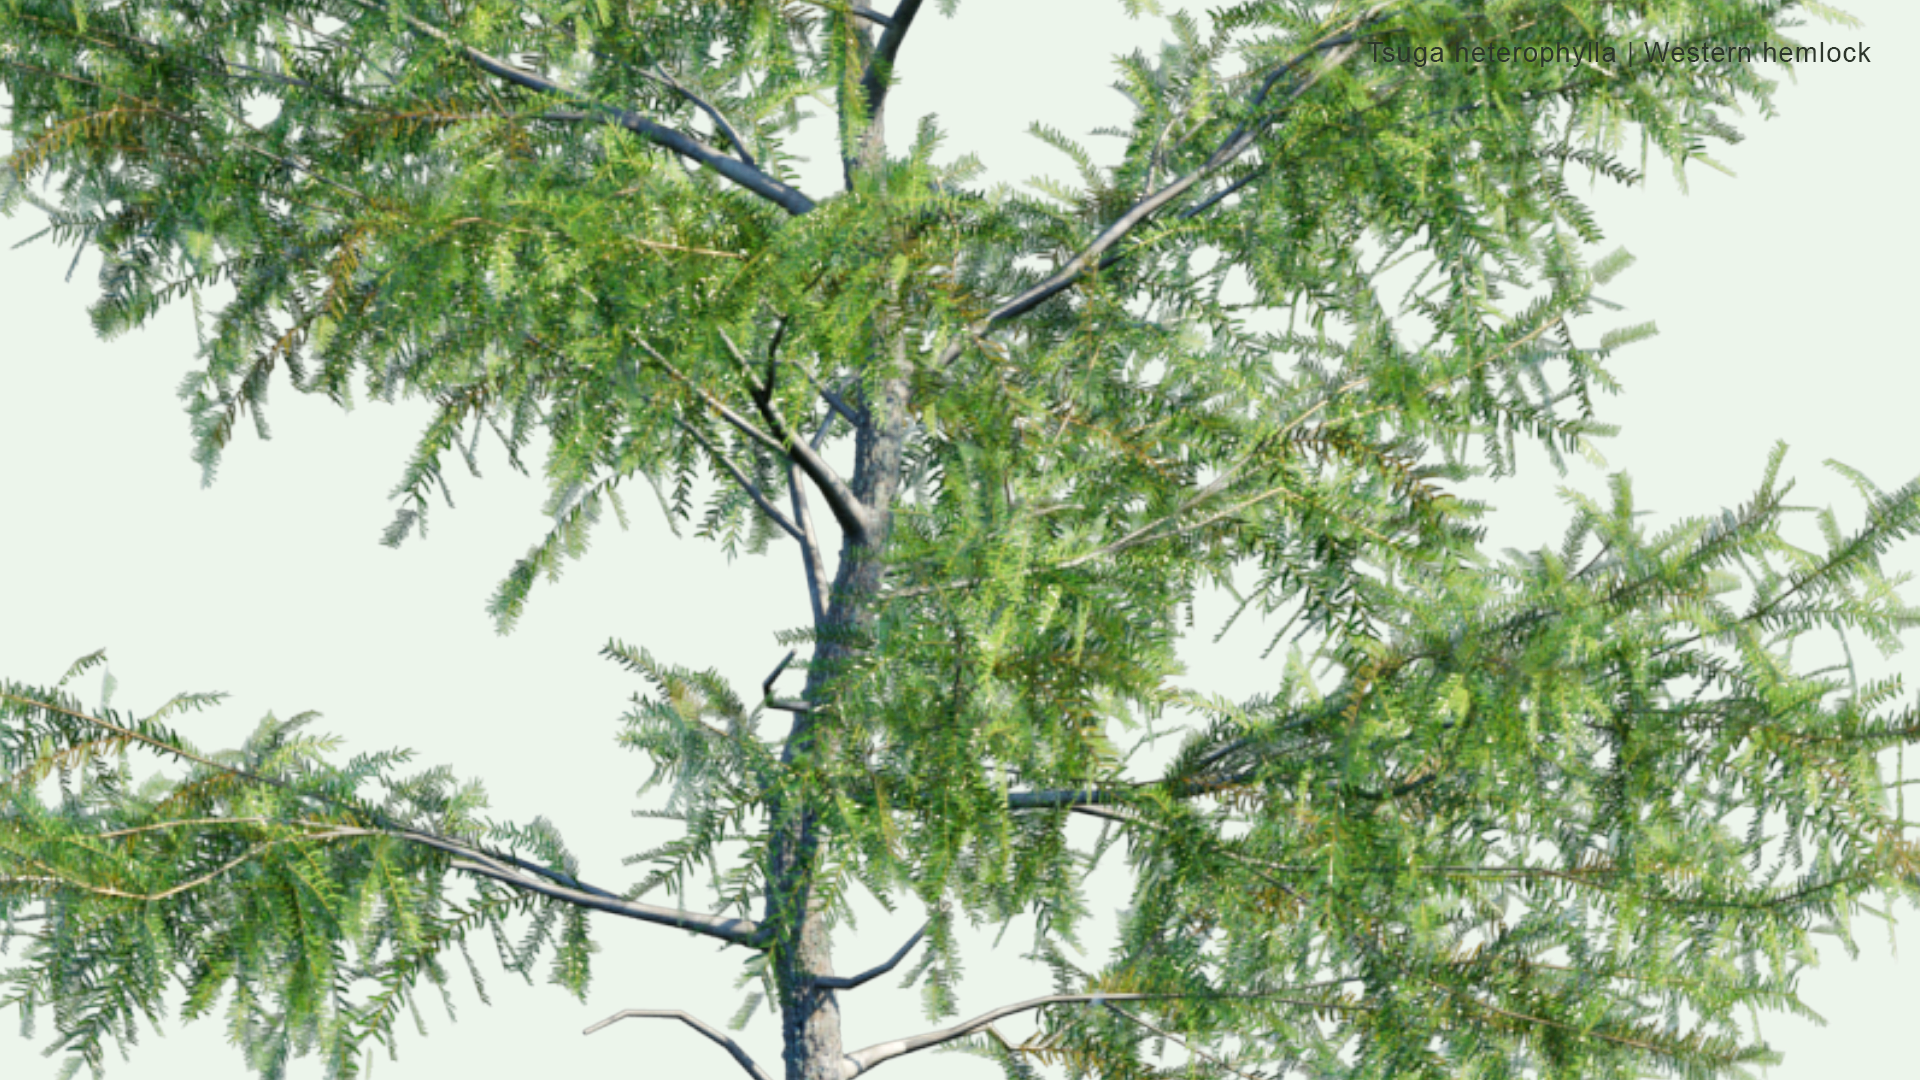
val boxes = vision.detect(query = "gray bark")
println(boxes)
[771,7,907,1071]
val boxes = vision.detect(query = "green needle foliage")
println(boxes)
[4,2,1918,1079]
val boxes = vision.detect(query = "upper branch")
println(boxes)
[929,7,1386,365]
[858,1,925,126]
[539,20,762,168]
[343,0,817,215]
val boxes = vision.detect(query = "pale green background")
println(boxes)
[3,2,1915,1077]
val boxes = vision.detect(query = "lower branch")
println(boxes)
[1104,1002,1265,1080]
[584,1009,774,1080]
[839,992,1154,1077]
[365,828,765,946]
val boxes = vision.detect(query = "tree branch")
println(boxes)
[812,922,926,990]
[791,459,832,624]
[675,416,805,543]
[1103,1002,1266,1080]
[1006,771,1259,813]
[789,374,843,625]
[432,842,764,946]
[634,337,789,459]
[858,1,925,127]
[584,1009,774,1080]
[797,0,897,26]
[928,8,1385,366]
[714,327,876,546]
[539,19,763,169]
[842,981,1381,1075]
[840,992,1155,1076]
[343,0,816,215]
[763,649,799,700]
[811,372,864,428]
[1,689,772,945]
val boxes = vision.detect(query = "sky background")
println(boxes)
[3,2,1916,1077]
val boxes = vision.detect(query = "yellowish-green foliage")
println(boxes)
[4,2,1918,1079]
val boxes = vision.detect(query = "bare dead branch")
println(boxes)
[812,922,926,990]
[584,1009,774,1080]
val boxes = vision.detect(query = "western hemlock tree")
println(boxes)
[3,2,1918,1079]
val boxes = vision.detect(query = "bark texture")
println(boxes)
[771,7,904,1075]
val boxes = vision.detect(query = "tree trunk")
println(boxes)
[774,10,901,1072]
[770,354,909,1080]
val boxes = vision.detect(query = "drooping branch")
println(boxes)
[417,838,766,947]
[584,1009,774,1080]
[839,992,1155,1077]
[635,338,788,459]
[342,0,817,215]
[929,7,1387,366]
[812,922,926,990]
[0,689,768,948]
